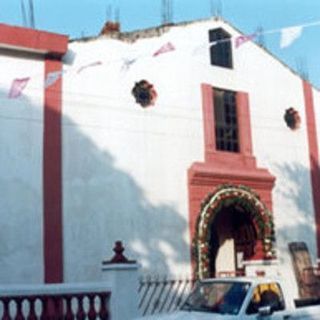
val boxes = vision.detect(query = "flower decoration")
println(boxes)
[132,80,158,108]
[284,107,301,130]
[193,184,276,279]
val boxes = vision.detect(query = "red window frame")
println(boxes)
[201,83,254,165]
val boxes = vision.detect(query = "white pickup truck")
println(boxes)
[136,277,320,319]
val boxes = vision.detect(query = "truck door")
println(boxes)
[245,282,289,319]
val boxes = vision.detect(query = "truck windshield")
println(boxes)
[181,281,250,315]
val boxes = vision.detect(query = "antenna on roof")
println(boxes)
[20,0,27,27]
[106,4,112,21]
[28,0,35,29]
[255,25,266,48]
[169,0,173,23]
[296,57,309,81]
[219,0,223,16]
[162,0,173,25]
[210,0,222,18]
[115,7,120,24]
[210,0,214,16]
[162,0,167,24]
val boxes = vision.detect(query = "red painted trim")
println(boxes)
[237,92,253,156]
[202,85,257,168]
[303,80,320,258]
[0,24,68,282]
[43,59,64,283]
[201,84,215,161]
[0,24,68,57]
[188,84,275,277]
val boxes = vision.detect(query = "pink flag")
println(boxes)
[235,33,256,48]
[8,77,30,98]
[153,42,175,57]
[77,61,102,73]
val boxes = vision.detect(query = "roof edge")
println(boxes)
[70,17,319,91]
[0,23,69,58]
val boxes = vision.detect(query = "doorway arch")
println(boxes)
[193,184,275,279]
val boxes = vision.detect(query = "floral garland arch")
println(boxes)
[193,184,275,279]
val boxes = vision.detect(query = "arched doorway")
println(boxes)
[209,204,257,277]
[193,184,275,279]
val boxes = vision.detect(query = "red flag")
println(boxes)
[8,77,30,98]
[77,61,102,73]
[153,42,175,57]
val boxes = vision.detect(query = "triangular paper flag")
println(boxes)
[77,61,102,73]
[121,58,137,71]
[153,42,175,57]
[235,33,256,48]
[45,71,64,88]
[280,26,303,48]
[8,77,30,98]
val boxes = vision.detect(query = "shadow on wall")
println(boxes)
[0,88,190,283]
[273,161,316,260]
[61,106,190,281]
[0,90,44,283]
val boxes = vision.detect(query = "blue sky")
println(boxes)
[1,0,320,88]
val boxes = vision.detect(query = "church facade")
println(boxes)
[0,18,320,298]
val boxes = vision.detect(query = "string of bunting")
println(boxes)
[5,19,320,99]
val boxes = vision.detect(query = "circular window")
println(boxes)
[132,80,158,108]
[284,108,301,130]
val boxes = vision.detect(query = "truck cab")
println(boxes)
[181,277,289,319]
[137,277,320,319]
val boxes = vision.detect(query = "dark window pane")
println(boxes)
[209,28,233,68]
[213,88,239,152]
[232,130,238,140]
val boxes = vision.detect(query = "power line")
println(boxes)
[5,83,308,125]
[0,91,312,134]
[0,75,312,124]
[0,110,310,143]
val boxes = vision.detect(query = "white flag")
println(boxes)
[45,71,64,88]
[280,26,303,48]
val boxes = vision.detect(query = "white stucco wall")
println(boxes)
[62,34,201,281]
[62,18,319,291]
[0,52,44,283]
